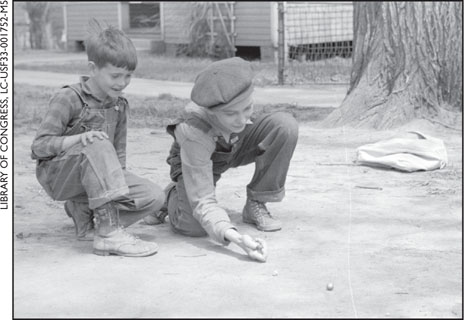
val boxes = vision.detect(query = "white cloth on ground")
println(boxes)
[356,131,448,172]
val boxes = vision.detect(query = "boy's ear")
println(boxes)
[88,61,97,75]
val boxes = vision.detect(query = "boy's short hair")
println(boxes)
[85,19,137,71]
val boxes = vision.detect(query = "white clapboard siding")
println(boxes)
[162,2,191,44]
[64,2,353,48]
[235,2,272,46]
[162,2,273,46]
[66,2,121,42]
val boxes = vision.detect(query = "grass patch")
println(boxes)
[124,93,189,128]
[13,84,190,130]
[14,84,333,133]
[14,84,56,132]
[15,51,351,86]
[254,104,334,122]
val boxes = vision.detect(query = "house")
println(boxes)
[64,2,353,61]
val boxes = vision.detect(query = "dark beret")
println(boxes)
[191,57,254,108]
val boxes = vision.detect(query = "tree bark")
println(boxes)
[25,2,53,49]
[323,2,462,129]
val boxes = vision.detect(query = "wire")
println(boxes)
[342,125,359,318]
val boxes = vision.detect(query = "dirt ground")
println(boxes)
[13,119,462,318]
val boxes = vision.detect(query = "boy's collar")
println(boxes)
[188,102,253,143]
[79,76,118,104]
[208,113,253,143]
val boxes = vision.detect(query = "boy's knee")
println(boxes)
[82,138,116,156]
[165,186,207,237]
[269,112,299,141]
[169,216,208,238]
[183,227,208,237]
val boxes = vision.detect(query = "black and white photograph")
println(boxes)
[10,1,462,318]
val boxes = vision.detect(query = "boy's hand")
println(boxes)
[81,130,109,146]
[241,234,268,262]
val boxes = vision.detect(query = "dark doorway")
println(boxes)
[235,46,261,61]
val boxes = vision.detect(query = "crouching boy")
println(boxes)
[30,22,164,257]
[145,57,299,262]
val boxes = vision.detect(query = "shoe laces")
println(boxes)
[117,227,140,241]
[249,200,272,218]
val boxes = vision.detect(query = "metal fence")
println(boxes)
[281,2,354,85]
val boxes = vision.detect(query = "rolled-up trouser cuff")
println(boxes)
[246,186,285,203]
[88,186,130,210]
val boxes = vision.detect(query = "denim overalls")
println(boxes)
[62,84,122,143]
[35,83,164,226]
[166,110,242,185]
[164,108,299,237]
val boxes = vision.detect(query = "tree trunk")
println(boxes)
[323,2,462,129]
[25,2,53,49]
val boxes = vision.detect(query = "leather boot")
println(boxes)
[64,200,95,241]
[242,198,282,232]
[93,202,158,257]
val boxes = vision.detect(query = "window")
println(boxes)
[129,2,160,30]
